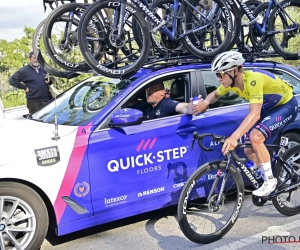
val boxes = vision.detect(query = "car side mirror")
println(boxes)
[109,108,143,127]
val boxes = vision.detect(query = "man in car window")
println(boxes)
[127,96,151,112]
[143,82,194,120]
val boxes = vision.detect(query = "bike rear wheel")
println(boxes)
[33,19,79,78]
[78,0,151,78]
[177,160,244,244]
[180,0,233,58]
[272,144,300,216]
[268,0,300,59]
[43,3,94,71]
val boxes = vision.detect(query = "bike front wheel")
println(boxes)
[273,144,300,216]
[177,160,244,244]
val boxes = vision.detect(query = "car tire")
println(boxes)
[279,132,300,154]
[0,182,48,250]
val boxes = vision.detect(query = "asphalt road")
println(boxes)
[41,193,300,250]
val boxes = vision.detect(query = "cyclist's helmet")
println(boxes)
[211,51,245,72]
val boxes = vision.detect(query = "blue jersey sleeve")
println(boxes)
[164,98,179,115]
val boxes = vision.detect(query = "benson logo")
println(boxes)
[107,138,188,175]
[34,146,60,166]
[137,187,165,197]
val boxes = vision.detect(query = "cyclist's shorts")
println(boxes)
[246,96,298,140]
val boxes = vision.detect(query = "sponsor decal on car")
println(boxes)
[34,146,60,166]
[173,182,186,188]
[137,187,165,197]
[104,195,128,207]
[106,138,188,175]
[74,182,90,197]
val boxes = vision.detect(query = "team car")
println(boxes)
[1,60,300,249]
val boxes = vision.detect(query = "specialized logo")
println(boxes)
[74,182,90,197]
[34,146,60,166]
[138,187,165,197]
[107,138,188,175]
[250,80,256,86]
[104,195,127,207]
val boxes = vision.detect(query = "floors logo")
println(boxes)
[104,195,128,207]
[107,137,188,175]
[138,187,165,197]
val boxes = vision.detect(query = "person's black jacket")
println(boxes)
[9,65,52,102]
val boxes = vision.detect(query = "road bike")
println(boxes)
[177,132,300,244]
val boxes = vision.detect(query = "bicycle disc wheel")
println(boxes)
[180,0,233,58]
[33,19,79,78]
[273,144,300,216]
[78,0,151,78]
[268,0,300,59]
[177,160,244,244]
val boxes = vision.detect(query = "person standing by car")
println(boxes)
[143,82,195,120]
[9,51,53,114]
[192,51,298,197]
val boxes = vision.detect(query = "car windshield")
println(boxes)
[31,76,131,126]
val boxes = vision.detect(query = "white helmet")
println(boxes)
[211,51,245,72]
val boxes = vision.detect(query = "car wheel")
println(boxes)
[0,182,48,250]
[278,132,300,155]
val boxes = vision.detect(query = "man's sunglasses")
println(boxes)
[215,68,236,79]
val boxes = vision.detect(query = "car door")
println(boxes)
[87,71,205,216]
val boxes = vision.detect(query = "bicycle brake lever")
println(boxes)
[191,136,196,151]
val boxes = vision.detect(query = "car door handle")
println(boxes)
[176,126,197,135]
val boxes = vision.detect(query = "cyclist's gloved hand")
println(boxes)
[222,135,238,155]
[191,95,209,115]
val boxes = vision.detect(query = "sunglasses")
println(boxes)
[215,68,236,79]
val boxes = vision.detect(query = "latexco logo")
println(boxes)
[107,138,188,175]
[104,195,127,207]
[137,187,165,197]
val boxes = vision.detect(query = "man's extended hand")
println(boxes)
[222,136,238,155]
[25,87,29,93]
[192,99,209,115]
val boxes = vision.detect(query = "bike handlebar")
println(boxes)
[191,131,251,163]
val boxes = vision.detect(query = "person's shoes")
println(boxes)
[252,179,277,197]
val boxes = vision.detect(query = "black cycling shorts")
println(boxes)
[246,96,298,140]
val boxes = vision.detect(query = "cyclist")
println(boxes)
[193,51,298,196]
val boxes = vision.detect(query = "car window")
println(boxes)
[31,76,131,126]
[201,71,247,109]
[123,74,189,120]
[245,68,300,94]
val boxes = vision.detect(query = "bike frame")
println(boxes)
[212,143,300,207]
[237,0,298,36]
[117,0,214,41]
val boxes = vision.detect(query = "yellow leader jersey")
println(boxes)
[216,69,293,109]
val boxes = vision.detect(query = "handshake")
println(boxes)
[190,95,209,116]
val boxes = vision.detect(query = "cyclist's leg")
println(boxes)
[251,97,298,196]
